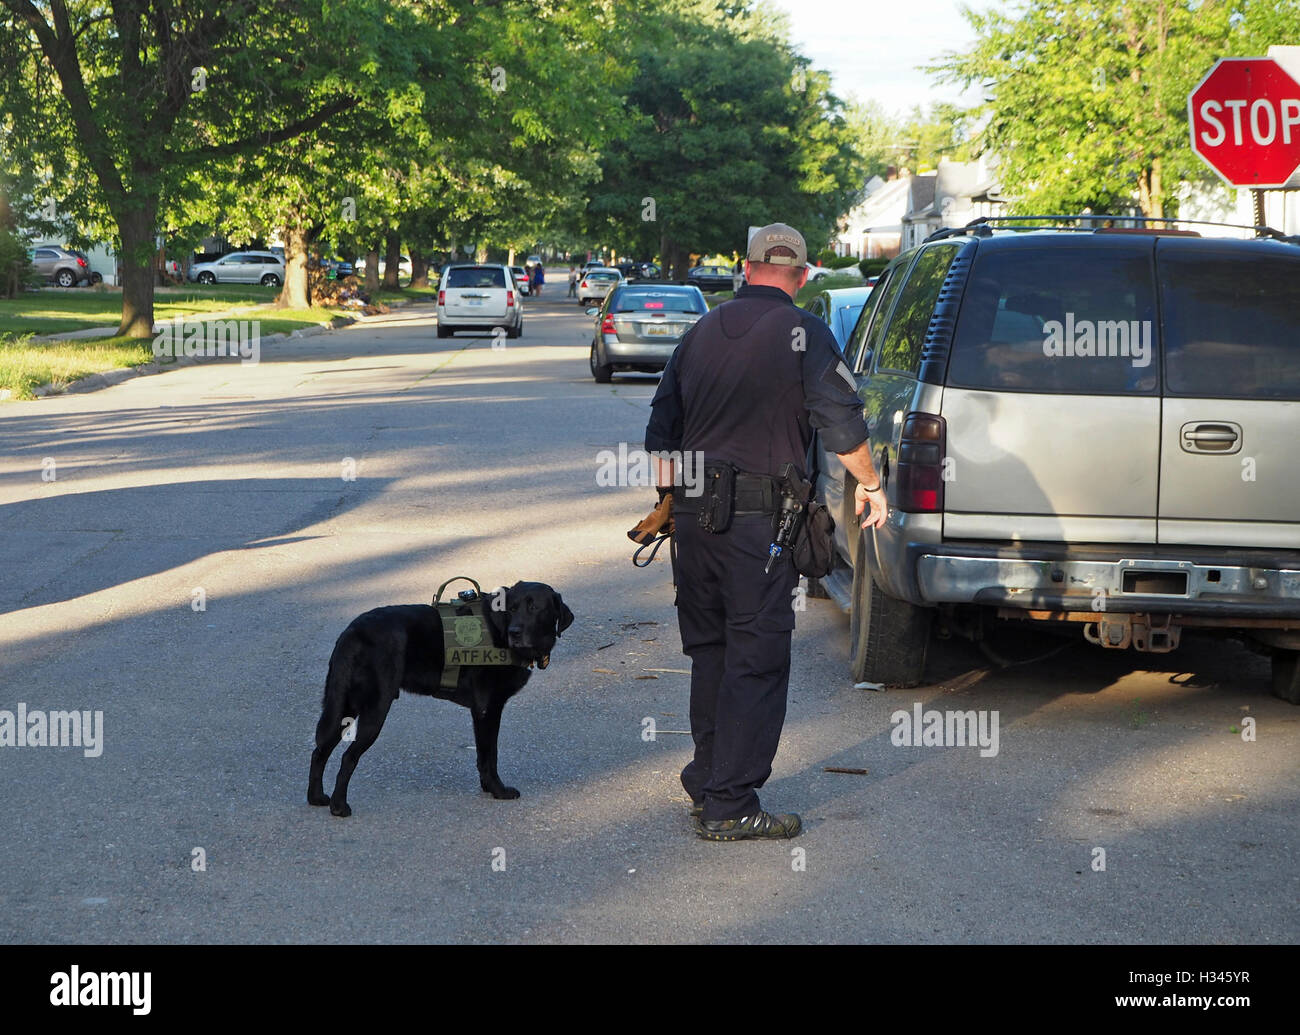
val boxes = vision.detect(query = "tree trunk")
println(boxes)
[280,221,310,308]
[410,251,430,288]
[364,247,380,294]
[382,231,401,289]
[116,202,158,338]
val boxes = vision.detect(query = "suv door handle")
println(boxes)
[1180,421,1242,454]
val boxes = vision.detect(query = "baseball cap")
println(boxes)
[747,223,807,266]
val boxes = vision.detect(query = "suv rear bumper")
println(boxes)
[913,543,1300,619]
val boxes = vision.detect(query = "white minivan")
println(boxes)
[436,264,523,338]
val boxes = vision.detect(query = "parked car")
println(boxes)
[587,284,708,383]
[801,286,874,351]
[354,255,412,281]
[526,255,543,269]
[188,251,285,286]
[320,257,355,279]
[69,249,103,285]
[685,264,735,292]
[804,262,838,283]
[511,266,532,296]
[576,267,625,307]
[31,245,92,287]
[812,219,1300,703]
[436,263,522,338]
[615,260,661,281]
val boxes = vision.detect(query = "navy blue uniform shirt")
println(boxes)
[644,283,869,480]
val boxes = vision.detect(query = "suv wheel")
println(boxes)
[436,323,451,338]
[590,342,612,383]
[56,269,76,288]
[197,272,216,284]
[1272,650,1300,704]
[261,273,281,287]
[849,530,931,686]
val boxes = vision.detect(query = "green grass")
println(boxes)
[374,284,438,301]
[0,284,279,337]
[0,306,348,400]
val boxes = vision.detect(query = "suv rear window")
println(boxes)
[1160,247,1300,400]
[948,245,1158,394]
[447,267,505,288]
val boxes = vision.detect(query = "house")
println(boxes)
[900,155,1009,250]
[834,173,912,260]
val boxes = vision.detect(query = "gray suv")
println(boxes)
[813,220,1300,703]
[31,245,92,287]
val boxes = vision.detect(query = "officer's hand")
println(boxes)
[855,483,888,530]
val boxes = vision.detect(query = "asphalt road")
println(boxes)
[0,286,1296,944]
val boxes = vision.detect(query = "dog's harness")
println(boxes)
[433,577,531,691]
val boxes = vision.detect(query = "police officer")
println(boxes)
[645,223,888,841]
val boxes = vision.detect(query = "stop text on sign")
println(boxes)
[1197,97,1300,147]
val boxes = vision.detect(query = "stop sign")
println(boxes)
[1188,57,1300,188]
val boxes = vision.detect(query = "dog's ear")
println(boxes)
[485,585,510,643]
[553,590,574,637]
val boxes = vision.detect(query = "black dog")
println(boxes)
[308,581,573,816]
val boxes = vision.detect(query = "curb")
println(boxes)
[18,298,414,399]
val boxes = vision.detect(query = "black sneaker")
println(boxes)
[689,799,703,818]
[695,810,802,841]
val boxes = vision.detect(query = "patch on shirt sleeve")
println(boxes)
[827,359,856,392]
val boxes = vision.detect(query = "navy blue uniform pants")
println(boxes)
[673,511,799,822]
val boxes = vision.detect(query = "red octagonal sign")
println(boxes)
[1188,57,1300,188]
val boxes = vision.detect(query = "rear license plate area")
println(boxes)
[1121,570,1188,595]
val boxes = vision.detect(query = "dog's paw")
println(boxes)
[490,786,521,800]
[329,800,353,817]
[308,789,330,807]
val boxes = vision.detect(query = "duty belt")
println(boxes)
[433,577,523,691]
[674,473,779,515]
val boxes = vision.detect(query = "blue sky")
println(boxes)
[766,0,987,116]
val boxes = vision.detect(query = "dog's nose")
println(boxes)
[508,625,523,637]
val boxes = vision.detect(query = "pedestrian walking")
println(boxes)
[643,223,889,841]
[531,263,545,297]
[568,265,578,298]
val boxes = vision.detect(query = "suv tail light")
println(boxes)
[601,313,616,335]
[893,414,946,513]
[581,279,589,289]
[76,257,87,267]
[507,289,515,308]
[438,289,445,305]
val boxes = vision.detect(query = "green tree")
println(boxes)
[586,0,867,274]
[0,1,381,336]
[931,0,1250,217]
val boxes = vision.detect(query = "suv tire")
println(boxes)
[849,531,931,686]
[1272,649,1300,704]
[56,269,77,288]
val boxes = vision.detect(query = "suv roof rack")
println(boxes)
[923,214,1290,243]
